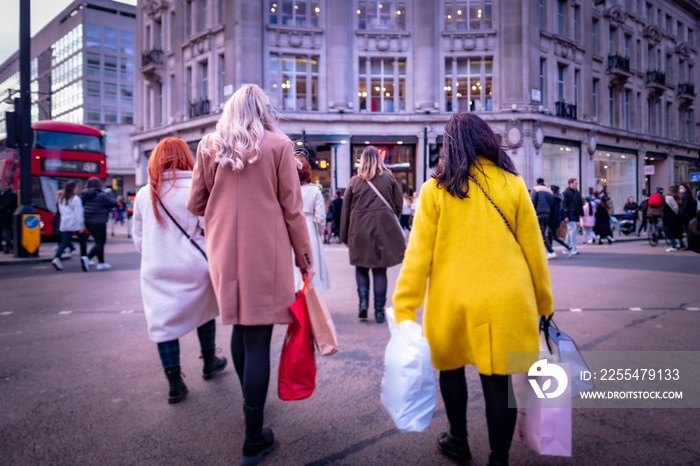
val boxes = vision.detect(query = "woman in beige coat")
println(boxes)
[187,84,314,466]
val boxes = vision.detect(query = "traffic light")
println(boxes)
[428,143,441,168]
[112,177,119,190]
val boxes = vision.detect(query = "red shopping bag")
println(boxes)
[278,280,316,401]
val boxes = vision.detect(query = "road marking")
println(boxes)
[120,310,133,314]
[58,311,72,315]
[629,307,642,311]
[570,308,582,312]
[687,307,700,311]
[1,311,12,316]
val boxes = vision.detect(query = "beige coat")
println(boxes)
[186,132,313,326]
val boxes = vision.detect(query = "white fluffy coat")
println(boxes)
[294,183,330,292]
[132,170,219,343]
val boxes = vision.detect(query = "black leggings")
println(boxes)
[231,324,274,408]
[355,266,387,299]
[440,367,517,454]
[85,222,107,263]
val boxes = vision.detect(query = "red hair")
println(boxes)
[296,156,312,184]
[148,137,195,224]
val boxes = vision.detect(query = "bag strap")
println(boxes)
[469,175,516,239]
[366,179,396,216]
[155,194,208,261]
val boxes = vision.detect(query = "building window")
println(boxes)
[624,35,630,58]
[542,140,580,191]
[104,56,117,79]
[86,24,101,49]
[540,59,546,106]
[197,0,207,32]
[270,1,321,27]
[269,53,319,111]
[444,1,491,31]
[104,82,117,104]
[665,102,671,138]
[444,56,492,112]
[592,79,598,118]
[199,61,209,99]
[574,69,579,108]
[556,0,564,36]
[358,56,406,112]
[120,57,134,81]
[217,0,224,25]
[646,3,652,24]
[121,113,133,124]
[121,85,134,103]
[87,81,100,106]
[86,109,101,123]
[677,21,683,42]
[609,28,614,55]
[609,87,614,127]
[573,6,580,41]
[665,15,671,35]
[104,28,118,52]
[592,20,598,55]
[625,90,630,131]
[218,54,226,104]
[86,53,100,77]
[120,31,134,55]
[359,1,406,30]
[594,149,637,212]
[557,64,565,102]
[105,112,118,123]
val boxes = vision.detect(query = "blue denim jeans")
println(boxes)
[54,230,87,259]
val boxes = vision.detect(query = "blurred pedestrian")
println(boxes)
[664,185,685,251]
[562,178,584,255]
[340,145,405,324]
[623,195,638,232]
[116,195,127,225]
[679,183,695,237]
[0,180,17,254]
[637,195,649,236]
[400,191,413,231]
[393,112,553,466]
[594,194,614,244]
[132,137,226,404]
[531,178,555,259]
[294,156,330,292]
[51,181,87,271]
[81,177,118,270]
[581,196,597,244]
[548,185,573,254]
[186,84,314,466]
[328,189,344,242]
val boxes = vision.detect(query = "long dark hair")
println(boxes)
[57,180,77,205]
[433,112,518,199]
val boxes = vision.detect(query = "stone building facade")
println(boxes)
[132,0,700,210]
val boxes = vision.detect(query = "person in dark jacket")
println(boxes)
[664,185,685,251]
[328,188,344,241]
[679,183,696,236]
[0,180,18,253]
[548,185,573,254]
[636,197,649,236]
[340,145,405,324]
[561,178,584,255]
[81,177,118,270]
[623,196,639,232]
[594,195,615,244]
[531,178,555,259]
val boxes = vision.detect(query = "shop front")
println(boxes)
[673,155,700,187]
[350,136,418,194]
[541,138,581,192]
[594,145,637,213]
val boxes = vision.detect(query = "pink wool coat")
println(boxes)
[186,131,313,326]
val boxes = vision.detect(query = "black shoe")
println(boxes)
[437,432,472,462]
[242,405,276,466]
[165,367,188,404]
[374,296,386,324]
[357,286,369,319]
[202,355,227,380]
[489,450,509,466]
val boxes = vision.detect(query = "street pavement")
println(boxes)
[1,222,699,466]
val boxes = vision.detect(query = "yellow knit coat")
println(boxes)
[393,159,554,374]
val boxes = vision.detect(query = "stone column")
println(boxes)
[235,0,263,86]
[413,1,436,112]
[327,2,351,110]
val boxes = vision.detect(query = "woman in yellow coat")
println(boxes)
[392,112,553,466]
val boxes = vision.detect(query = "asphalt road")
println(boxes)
[1,224,699,466]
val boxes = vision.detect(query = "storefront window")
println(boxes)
[674,157,700,185]
[351,143,415,192]
[541,140,580,193]
[594,149,637,214]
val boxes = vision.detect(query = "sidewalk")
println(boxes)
[0,219,133,266]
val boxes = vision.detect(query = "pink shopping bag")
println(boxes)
[511,362,572,457]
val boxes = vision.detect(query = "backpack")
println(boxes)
[648,192,663,207]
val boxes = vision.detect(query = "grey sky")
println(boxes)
[0,0,137,65]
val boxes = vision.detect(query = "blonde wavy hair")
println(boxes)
[357,145,389,181]
[201,84,288,171]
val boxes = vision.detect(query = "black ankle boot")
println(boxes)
[437,432,472,462]
[357,286,369,319]
[165,366,188,404]
[201,349,227,380]
[242,405,276,466]
[489,450,509,466]
[374,296,386,324]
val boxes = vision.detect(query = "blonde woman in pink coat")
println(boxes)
[187,84,314,466]
[581,196,597,244]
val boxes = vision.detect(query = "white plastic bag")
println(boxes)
[380,307,436,433]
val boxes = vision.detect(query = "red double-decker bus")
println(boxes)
[0,121,107,235]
